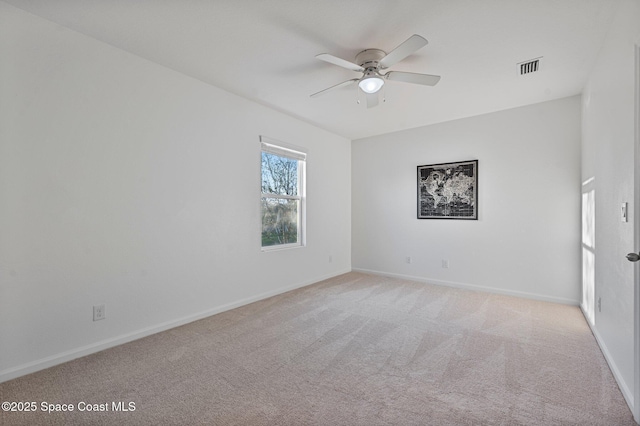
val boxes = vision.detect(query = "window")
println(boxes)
[260,136,306,249]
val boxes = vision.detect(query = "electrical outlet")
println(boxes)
[328,254,333,263]
[442,259,449,269]
[406,256,412,264]
[93,304,105,321]
[598,297,601,313]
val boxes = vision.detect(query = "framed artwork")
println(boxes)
[417,160,478,219]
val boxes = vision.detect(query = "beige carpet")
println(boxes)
[0,272,635,425]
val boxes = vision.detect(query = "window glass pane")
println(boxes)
[261,152,298,196]
[261,198,299,246]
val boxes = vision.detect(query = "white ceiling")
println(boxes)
[4,0,620,140]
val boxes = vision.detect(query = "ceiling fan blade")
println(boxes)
[316,54,364,72]
[310,78,359,98]
[379,34,428,69]
[385,71,441,86]
[366,92,379,109]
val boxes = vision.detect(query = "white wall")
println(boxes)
[581,0,640,411]
[352,96,582,304]
[0,3,351,382]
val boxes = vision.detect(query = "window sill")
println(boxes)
[261,243,305,252]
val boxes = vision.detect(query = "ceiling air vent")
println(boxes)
[518,57,542,75]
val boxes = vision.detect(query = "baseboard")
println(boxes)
[580,305,636,419]
[0,268,351,384]
[351,268,580,306]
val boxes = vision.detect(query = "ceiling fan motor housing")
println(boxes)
[355,49,386,70]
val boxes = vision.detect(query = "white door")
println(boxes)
[633,43,640,425]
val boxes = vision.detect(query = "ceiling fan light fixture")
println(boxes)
[358,74,385,94]
[312,35,440,106]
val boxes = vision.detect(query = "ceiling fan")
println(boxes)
[310,34,441,108]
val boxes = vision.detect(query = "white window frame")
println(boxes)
[260,136,306,251]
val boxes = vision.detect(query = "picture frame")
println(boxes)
[417,160,478,220]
